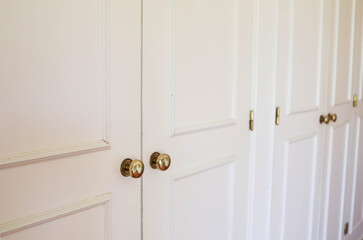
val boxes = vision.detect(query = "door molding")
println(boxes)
[0,193,112,238]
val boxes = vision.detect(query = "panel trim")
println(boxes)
[169,0,239,136]
[0,193,112,238]
[171,119,237,137]
[173,155,235,180]
[0,0,111,168]
[0,140,110,169]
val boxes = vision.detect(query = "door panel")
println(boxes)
[0,0,141,239]
[172,0,237,133]
[325,122,351,240]
[287,0,322,113]
[270,0,328,239]
[0,0,107,165]
[1,194,110,240]
[282,134,319,240]
[143,0,253,239]
[331,0,355,106]
[173,160,235,240]
[349,117,363,239]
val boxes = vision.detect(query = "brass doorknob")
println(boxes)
[150,152,171,171]
[120,159,144,178]
[330,113,337,122]
[320,114,330,124]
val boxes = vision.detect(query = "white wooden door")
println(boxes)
[0,0,141,239]
[142,0,253,239]
[341,0,363,239]
[320,0,358,239]
[269,0,330,239]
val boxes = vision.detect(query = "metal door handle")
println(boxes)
[330,113,337,122]
[150,152,171,171]
[320,113,337,124]
[120,158,144,178]
[320,114,330,124]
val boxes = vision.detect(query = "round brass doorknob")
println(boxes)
[150,152,171,171]
[320,114,330,124]
[120,159,144,178]
[330,113,337,122]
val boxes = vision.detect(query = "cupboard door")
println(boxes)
[321,0,357,239]
[269,0,329,239]
[0,0,142,239]
[142,0,253,239]
[344,0,363,239]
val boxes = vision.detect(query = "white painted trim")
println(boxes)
[171,119,237,137]
[0,140,110,168]
[330,0,340,108]
[286,0,296,115]
[172,155,235,180]
[0,193,112,237]
[288,106,320,116]
[348,0,357,103]
[359,12,363,100]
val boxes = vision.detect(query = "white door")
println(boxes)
[142,0,253,239]
[341,0,363,239]
[320,0,358,239]
[269,0,330,239]
[0,0,142,239]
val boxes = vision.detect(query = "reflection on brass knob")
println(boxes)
[120,159,144,178]
[150,152,171,171]
[330,113,337,122]
[320,114,330,124]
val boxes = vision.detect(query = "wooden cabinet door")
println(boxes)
[0,0,142,239]
[343,0,363,239]
[142,0,253,239]
[269,0,330,239]
[320,0,358,239]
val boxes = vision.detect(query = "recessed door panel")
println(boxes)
[325,123,350,240]
[352,117,363,230]
[172,0,238,134]
[173,161,234,240]
[288,0,322,113]
[1,195,110,240]
[330,0,355,106]
[283,135,318,240]
[0,0,106,159]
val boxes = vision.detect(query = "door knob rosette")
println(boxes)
[150,152,171,171]
[120,159,144,178]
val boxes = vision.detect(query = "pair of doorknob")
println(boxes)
[320,113,338,124]
[120,152,171,178]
